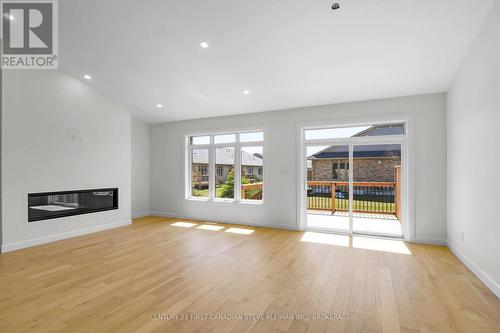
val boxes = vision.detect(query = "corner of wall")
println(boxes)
[445,0,500,298]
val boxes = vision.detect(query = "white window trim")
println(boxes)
[186,130,265,204]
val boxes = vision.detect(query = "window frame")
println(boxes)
[298,119,411,240]
[186,130,264,204]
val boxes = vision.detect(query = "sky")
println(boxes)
[304,126,370,141]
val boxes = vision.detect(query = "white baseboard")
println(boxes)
[150,211,299,231]
[1,219,132,253]
[411,238,447,246]
[447,241,500,298]
[132,211,151,219]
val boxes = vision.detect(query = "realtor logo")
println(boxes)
[1,0,58,69]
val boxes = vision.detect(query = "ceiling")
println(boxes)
[60,0,494,123]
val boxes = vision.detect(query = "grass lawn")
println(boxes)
[192,187,261,200]
[192,187,224,198]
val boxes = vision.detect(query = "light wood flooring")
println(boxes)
[0,216,499,332]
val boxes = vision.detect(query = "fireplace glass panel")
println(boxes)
[28,188,118,222]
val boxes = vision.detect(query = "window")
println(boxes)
[240,132,264,142]
[216,147,234,199]
[241,146,263,201]
[214,134,236,144]
[191,149,209,197]
[191,136,210,145]
[332,160,349,180]
[305,123,405,140]
[333,163,339,180]
[187,131,264,202]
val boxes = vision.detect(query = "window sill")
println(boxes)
[238,200,264,205]
[186,197,263,205]
[186,197,210,202]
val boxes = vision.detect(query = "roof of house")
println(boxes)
[309,144,401,159]
[352,123,405,137]
[253,153,263,159]
[193,148,262,166]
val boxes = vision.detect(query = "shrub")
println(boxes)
[220,170,249,198]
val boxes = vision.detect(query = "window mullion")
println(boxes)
[209,142,215,200]
[187,147,192,198]
[235,143,241,201]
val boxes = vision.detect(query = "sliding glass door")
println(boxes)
[303,123,406,238]
[351,143,403,237]
[306,143,350,233]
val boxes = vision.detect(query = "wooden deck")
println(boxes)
[0,216,499,332]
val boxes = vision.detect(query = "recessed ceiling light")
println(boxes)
[83,74,92,80]
[156,104,163,108]
[243,90,250,95]
[199,41,209,49]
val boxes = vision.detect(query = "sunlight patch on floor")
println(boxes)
[171,222,198,228]
[197,224,225,231]
[307,212,402,237]
[352,236,411,255]
[300,232,349,247]
[225,228,254,235]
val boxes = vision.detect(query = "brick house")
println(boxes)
[192,148,262,188]
[308,144,401,182]
[308,124,403,182]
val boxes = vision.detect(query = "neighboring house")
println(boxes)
[192,148,263,188]
[308,124,403,182]
[307,160,313,180]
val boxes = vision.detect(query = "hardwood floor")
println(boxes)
[0,216,499,332]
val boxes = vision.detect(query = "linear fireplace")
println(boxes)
[28,188,118,222]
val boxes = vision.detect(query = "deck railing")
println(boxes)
[307,181,399,216]
[241,183,263,200]
[239,177,402,218]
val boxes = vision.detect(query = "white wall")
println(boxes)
[447,1,500,297]
[1,70,132,252]
[131,118,150,218]
[150,93,447,243]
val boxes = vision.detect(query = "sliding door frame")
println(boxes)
[297,119,413,242]
[305,141,352,234]
[350,140,406,237]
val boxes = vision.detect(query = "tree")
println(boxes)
[220,169,250,198]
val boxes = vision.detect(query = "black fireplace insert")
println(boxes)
[28,188,118,222]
